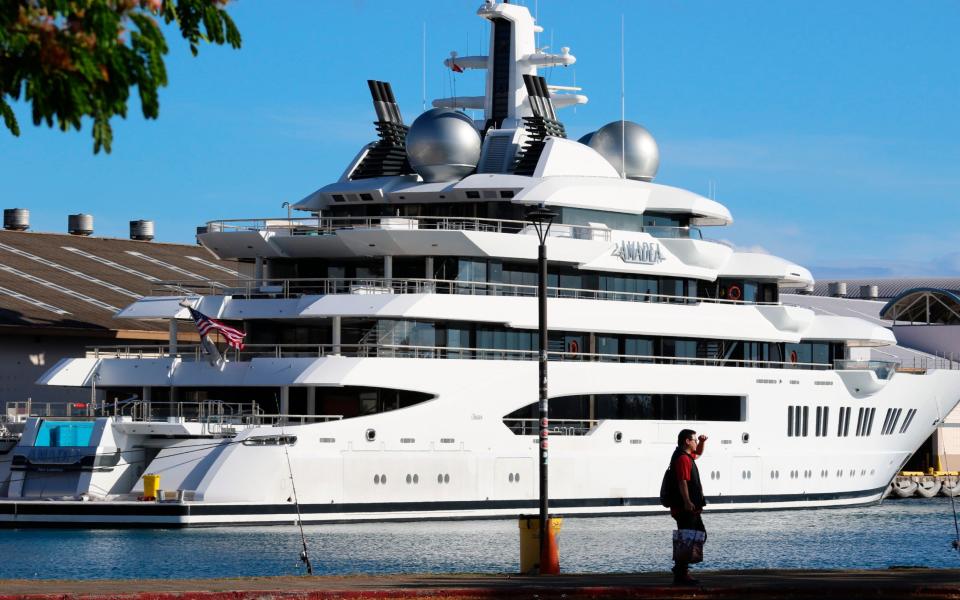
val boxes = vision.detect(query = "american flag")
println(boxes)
[188,307,246,350]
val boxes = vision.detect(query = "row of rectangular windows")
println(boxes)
[789,405,917,438]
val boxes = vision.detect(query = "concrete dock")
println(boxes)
[1,569,958,599]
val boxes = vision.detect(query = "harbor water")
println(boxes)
[1,499,958,580]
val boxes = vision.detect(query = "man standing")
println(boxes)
[670,428,707,585]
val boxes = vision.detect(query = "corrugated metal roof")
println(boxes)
[785,278,960,300]
[0,230,248,335]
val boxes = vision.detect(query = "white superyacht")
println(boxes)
[2,0,959,526]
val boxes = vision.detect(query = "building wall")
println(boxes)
[940,410,960,473]
[0,335,99,412]
[892,325,960,359]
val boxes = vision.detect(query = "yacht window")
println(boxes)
[243,435,297,446]
[597,335,619,355]
[865,407,877,435]
[503,393,745,432]
[457,259,487,283]
[623,337,655,359]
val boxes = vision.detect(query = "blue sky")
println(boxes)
[3,1,958,278]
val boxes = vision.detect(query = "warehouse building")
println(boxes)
[0,212,247,415]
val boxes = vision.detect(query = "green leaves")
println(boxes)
[0,0,242,154]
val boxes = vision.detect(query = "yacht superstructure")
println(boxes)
[2,1,959,527]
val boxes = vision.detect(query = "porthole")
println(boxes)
[747,471,751,480]
[742,432,750,443]
[413,474,419,484]
[406,474,412,484]
[374,474,381,484]
[381,474,387,484]
[438,474,444,484]
[741,470,746,479]
[444,474,450,484]
[514,472,520,482]
[614,431,623,443]
[365,428,376,442]
[509,473,515,483]
[870,469,875,475]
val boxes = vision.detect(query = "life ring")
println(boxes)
[568,340,579,354]
[790,350,798,364]
[727,285,742,301]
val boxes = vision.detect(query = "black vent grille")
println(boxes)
[513,75,567,176]
[351,80,415,180]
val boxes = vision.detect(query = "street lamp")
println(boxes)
[527,205,557,574]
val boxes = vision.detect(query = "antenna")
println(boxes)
[420,21,427,110]
[535,0,540,48]
[620,14,626,179]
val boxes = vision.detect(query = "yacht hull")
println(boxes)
[3,359,957,528]
[0,489,887,528]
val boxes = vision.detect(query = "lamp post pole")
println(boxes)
[528,207,556,574]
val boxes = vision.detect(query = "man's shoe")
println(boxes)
[672,574,701,586]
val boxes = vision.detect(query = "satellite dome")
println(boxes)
[577,131,595,146]
[586,120,659,181]
[405,108,481,182]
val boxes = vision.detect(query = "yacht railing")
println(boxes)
[901,353,959,372]
[203,215,721,243]
[114,399,258,423]
[503,418,599,436]
[88,343,833,370]
[150,277,778,306]
[834,359,900,380]
[94,399,343,428]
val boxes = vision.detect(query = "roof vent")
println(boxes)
[129,220,155,241]
[828,282,847,297]
[3,208,29,231]
[860,285,878,300]
[68,213,94,236]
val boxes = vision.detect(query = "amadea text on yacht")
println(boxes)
[2,0,958,527]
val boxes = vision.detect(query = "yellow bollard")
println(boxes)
[142,474,160,501]
[518,515,563,574]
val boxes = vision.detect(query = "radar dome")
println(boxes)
[405,108,481,182]
[586,120,659,181]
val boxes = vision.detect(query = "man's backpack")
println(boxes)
[659,465,678,508]
[660,448,686,508]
